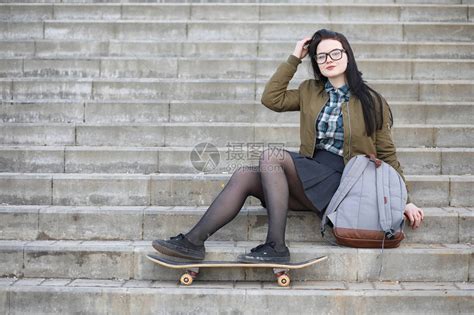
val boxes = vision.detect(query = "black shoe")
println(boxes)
[237,242,290,263]
[152,234,205,260]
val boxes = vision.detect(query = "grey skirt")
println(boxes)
[284,149,345,218]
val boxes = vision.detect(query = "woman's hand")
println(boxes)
[292,37,312,60]
[404,203,424,229]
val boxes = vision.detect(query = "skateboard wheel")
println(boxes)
[180,273,193,286]
[277,274,290,287]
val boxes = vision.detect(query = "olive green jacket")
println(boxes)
[261,54,410,202]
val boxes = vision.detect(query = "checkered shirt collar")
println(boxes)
[324,80,351,101]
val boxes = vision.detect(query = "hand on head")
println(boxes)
[292,37,313,60]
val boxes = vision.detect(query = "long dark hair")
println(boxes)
[307,29,392,136]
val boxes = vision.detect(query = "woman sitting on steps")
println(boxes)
[152,28,424,263]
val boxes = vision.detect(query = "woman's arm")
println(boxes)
[260,37,312,112]
[374,99,406,187]
[375,98,424,229]
[260,54,302,112]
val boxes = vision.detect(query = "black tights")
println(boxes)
[184,149,318,250]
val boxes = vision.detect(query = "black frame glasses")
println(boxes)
[315,49,346,64]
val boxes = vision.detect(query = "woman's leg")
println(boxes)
[184,150,315,248]
[153,150,316,260]
[153,165,265,259]
[184,165,265,246]
[259,149,317,250]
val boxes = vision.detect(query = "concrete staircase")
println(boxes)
[0,0,473,314]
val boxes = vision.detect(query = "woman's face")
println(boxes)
[316,39,348,80]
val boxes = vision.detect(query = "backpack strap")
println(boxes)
[376,160,395,239]
[321,155,371,235]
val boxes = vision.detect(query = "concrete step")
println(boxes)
[0,240,472,282]
[0,123,472,148]
[0,3,470,22]
[0,100,86,123]
[0,206,471,244]
[0,0,470,3]
[1,57,473,80]
[1,78,256,101]
[1,21,472,42]
[0,173,472,207]
[0,278,472,315]
[1,78,472,101]
[0,146,472,176]
[1,101,473,125]
[1,40,473,59]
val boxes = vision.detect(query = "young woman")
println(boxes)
[153,29,424,263]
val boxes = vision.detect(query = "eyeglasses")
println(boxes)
[315,49,346,64]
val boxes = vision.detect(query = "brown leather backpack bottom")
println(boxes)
[333,227,405,248]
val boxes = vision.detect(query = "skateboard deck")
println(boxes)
[146,254,328,287]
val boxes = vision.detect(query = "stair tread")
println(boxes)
[0,239,471,251]
[21,20,473,25]
[0,145,472,152]
[3,56,474,61]
[2,39,473,44]
[0,172,473,178]
[1,77,473,83]
[1,277,473,291]
[1,122,473,127]
[0,278,472,314]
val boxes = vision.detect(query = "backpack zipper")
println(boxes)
[346,101,352,160]
[311,95,329,157]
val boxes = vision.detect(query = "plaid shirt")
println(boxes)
[314,80,351,157]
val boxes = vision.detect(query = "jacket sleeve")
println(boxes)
[260,54,303,112]
[375,98,411,204]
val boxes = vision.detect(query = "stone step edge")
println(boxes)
[1,145,473,152]
[0,277,472,292]
[2,39,473,45]
[0,0,468,4]
[2,56,473,62]
[1,3,470,7]
[0,239,471,254]
[1,172,473,179]
[2,172,473,183]
[1,204,470,215]
[1,78,472,84]
[1,122,472,128]
[1,279,473,315]
[7,19,469,25]
[10,20,474,25]
[3,100,474,105]
[0,203,469,212]
[1,205,470,212]
[0,205,469,221]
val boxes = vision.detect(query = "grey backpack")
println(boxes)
[321,155,408,248]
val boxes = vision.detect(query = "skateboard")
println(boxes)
[146,254,328,287]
